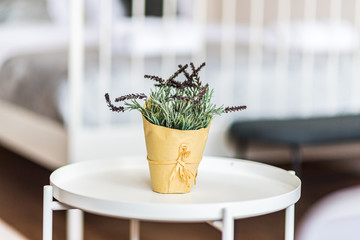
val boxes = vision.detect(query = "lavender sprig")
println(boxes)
[171,94,195,103]
[196,84,208,103]
[115,93,147,102]
[164,64,190,89]
[182,69,198,88]
[190,62,196,73]
[189,62,205,86]
[166,79,184,89]
[178,64,192,81]
[168,64,188,82]
[144,75,165,85]
[170,84,208,105]
[105,93,125,112]
[225,105,247,113]
[193,62,206,77]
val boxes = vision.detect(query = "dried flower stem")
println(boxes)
[225,105,247,113]
[196,84,208,102]
[115,93,147,102]
[105,93,125,112]
[188,62,205,86]
[171,94,195,103]
[178,64,192,81]
[144,75,165,84]
[190,62,196,73]
[168,64,188,82]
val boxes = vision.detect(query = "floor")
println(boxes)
[0,218,27,240]
[1,145,360,240]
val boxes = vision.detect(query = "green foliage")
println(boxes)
[105,62,246,130]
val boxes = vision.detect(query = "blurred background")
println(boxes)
[0,0,360,239]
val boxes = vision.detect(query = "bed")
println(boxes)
[1,0,360,170]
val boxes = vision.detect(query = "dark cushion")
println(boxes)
[229,115,360,146]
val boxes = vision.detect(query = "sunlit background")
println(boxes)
[1,0,360,239]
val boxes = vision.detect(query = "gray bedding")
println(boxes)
[0,51,67,123]
[0,50,145,126]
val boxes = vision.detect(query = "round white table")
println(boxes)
[43,156,301,240]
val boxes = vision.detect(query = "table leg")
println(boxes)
[285,204,295,240]
[67,210,84,240]
[43,186,53,240]
[43,185,83,240]
[222,208,234,240]
[285,170,296,240]
[130,219,140,240]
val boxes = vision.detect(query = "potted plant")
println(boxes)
[105,62,246,193]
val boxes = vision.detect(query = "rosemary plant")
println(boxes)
[105,62,246,130]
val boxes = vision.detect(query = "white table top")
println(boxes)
[50,156,301,222]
